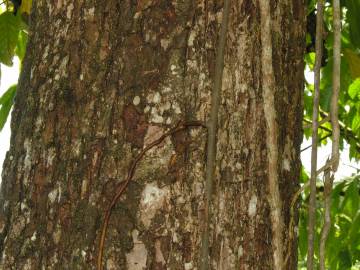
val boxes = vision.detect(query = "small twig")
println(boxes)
[303,115,330,129]
[300,134,331,152]
[97,120,206,270]
[343,163,360,171]
[304,116,360,153]
[200,0,230,269]
[307,0,325,268]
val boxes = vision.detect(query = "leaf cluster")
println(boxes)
[303,0,360,160]
[0,1,29,130]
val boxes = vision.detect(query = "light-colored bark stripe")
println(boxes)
[258,0,284,269]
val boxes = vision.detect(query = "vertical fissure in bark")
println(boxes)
[200,1,230,269]
[259,0,284,268]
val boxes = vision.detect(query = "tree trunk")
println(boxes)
[0,1,305,269]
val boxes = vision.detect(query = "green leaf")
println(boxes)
[344,49,360,79]
[339,248,353,269]
[349,78,360,99]
[346,0,360,49]
[352,114,360,133]
[0,12,22,66]
[0,85,16,131]
[15,30,28,61]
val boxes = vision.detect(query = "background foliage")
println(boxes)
[0,0,359,268]
[301,0,360,268]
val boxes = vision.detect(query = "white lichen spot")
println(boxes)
[166,118,172,125]
[160,38,170,50]
[31,231,37,241]
[80,74,84,80]
[184,262,194,270]
[152,114,164,124]
[81,250,86,258]
[54,74,60,80]
[20,202,28,211]
[188,31,196,46]
[144,106,150,113]
[85,7,95,20]
[248,194,258,217]
[153,92,161,103]
[162,87,171,93]
[48,188,58,204]
[23,138,32,174]
[134,12,141,19]
[126,230,148,270]
[170,64,177,75]
[42,45,49,60]
[66,3,74,19]
[35,115,43,132]
[172,232,179,243]
[238,245,243,257]
[139,183,168,228]
[133,96,141,106]
[46,147,56,167]
[48,102,54,111]
[283,158,291,171]
[172,103,181,114]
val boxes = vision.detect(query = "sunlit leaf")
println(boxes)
[19,0,33,15]
[15,30,28,61]
[352,114,360,133]
[0,12,22,66]
[0,85,16,131]
[349,78,360,100]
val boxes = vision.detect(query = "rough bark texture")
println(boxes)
[0,0,305,269]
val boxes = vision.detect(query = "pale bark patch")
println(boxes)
[139,183,169,228]
[155,239,166,265]
[126,230,148,270]
[248,194,258,218]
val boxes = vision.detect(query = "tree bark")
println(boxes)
[0,0,305,269]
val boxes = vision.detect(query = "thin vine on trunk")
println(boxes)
[307,0,324,268]
[200,1,230,269]
[319,0,341,268]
